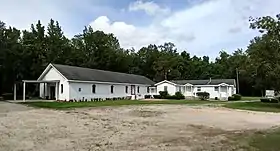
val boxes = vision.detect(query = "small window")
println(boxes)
[179,86,182,92]
[125,86,128,93]
[111,85,114,93]
[61,84,63,93]
[197,87,201,92]
[164,86,168,91]
[214,86,219,91]
[137,86,140,93]
[147,87,150,93]
[78,88,82,92]
[92,85,96,93]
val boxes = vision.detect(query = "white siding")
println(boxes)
[193,86,220,99]
[69,82,149,100]
[192,85,236,99]
[156,82,176,95]
[39,67,69,100]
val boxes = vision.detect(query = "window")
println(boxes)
[197,87,201,92]
[137,86,140,93]
[147,87,150,93]
[92,85,96,93]
[214,86,219,91]
[125,86,128,93]
[111,85,114,93]
[61,84,63,93]
[179,86,182,92]
[164,86,168,91]
[78,88,81,92]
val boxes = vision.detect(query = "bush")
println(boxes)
[271,98,279,103]
[228,94,242,101]
[232,94,242,100]
[153,95,161,99]
[196,92,210,100]
[260,98,270,102]
[174,92,185,100]
[215,97,219,100]
[159,91,169,99]
[228,96,234,101]
[165,95,176,99]
[145,95,151,99]
[260,97,280,103]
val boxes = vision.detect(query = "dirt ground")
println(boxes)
[1,103,280,151]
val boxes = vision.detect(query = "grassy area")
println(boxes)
[224,101,280,112]
[241,96,261,101]
[249,128,280,151]
[21,100,218,109]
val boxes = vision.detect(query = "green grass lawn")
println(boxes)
[249,128,280,151]
[21,100,218,109]
[241,96,261,101]
[224,101,280,112]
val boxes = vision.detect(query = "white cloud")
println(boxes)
[0,0,108,37]
[128,0,170,16]
[90,0,280,58]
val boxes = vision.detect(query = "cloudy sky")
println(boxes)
[0,0,279,57]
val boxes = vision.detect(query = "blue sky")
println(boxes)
[0,0,279,58]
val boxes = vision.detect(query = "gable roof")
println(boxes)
[170,79,236,85]
[51,64,154,85]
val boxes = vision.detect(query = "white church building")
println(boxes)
[21,63,154,101]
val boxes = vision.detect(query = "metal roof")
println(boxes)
[170,79,236,85]
[52,64,155,85]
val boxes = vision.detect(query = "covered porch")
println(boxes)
[148,86,157,95]
[14,80,60,102]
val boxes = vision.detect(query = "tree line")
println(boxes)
[1,14,280,97]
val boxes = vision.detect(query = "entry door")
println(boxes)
[131,85,136,95]
[50,86,56,100]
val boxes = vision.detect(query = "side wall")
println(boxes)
[156,82,176,95]
[193,86,220,99]
[192,85,236,99]
[69,82,149,100]
[39,67,69,100]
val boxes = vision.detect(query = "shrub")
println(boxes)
[145,95,151,99]
[174,92,185,100]
[196,92,210,100]
[260,97,280,103]
[232,94,242,100]
[228,94,242,101]
[159,91,169,99]
[271,98,279,103]
[215,97,219,100]
[166,95,177,99]
[153,95,161,99]
[228,96,234,101]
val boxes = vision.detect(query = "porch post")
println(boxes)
[23,82,26,102]
[55,82,58,100]
[219,86,221,99]
[43,83,45,99]
[14,83,16,101]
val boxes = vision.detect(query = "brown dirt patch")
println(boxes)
[1,104,280,151]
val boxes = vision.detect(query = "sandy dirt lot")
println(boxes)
[1,103,280,151]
